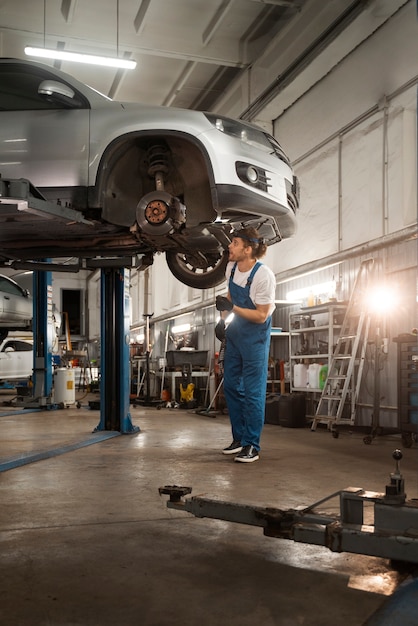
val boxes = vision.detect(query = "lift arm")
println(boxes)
[159,451,418,565]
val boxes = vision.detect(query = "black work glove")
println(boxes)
[216,295,233,312]
[215,319,226,342]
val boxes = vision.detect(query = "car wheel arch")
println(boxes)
[93,130,217,228]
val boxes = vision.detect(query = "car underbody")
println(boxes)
[0,131,296,288]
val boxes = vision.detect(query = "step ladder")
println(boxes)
[311,259,376,433]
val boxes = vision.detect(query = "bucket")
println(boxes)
[54,368,75,406]
[294,363,308,388]
[319,365,328,390]
[308,363,321,390]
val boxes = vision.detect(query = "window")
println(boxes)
[0,64,87,111]
[2,340,32,352]
[0,276,25,297]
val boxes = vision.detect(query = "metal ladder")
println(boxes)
[311,259,375,434]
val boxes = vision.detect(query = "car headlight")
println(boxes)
[204,113,290,166]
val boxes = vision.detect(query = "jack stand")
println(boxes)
[384,448,405,504]
[159,449,418,565]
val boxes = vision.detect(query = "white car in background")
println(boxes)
[0,274,32,341]
[0,58,299,288]
[0,337,33,381]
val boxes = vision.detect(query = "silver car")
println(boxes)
[0,58,299,288]
[0,275,32,337]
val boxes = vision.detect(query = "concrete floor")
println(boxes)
[0,391,417,626]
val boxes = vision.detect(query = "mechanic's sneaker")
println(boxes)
[234,445,259,463]
[222,441,243,455]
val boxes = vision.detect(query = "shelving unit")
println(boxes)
[289,303,347,393]
[394,334,418,447]
[268,327,288,393]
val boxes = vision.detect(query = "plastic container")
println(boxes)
[54,368,75,406]
[265,393,281,425]
[278,393,306,427]
[319,365,329,390]
[308,363,321,390]
[294,363,308,388]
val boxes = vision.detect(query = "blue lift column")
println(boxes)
[30,268,54,407]
[95,267,139,434]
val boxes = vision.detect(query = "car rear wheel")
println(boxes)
[166,250,228,289]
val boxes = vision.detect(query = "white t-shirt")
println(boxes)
[225,261,276,317]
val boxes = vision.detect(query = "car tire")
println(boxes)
[166,250,228,289]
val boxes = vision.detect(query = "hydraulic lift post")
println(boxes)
[95,267,139,434]
[16,266,54,408]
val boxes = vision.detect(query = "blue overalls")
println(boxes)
[223,262,272,451]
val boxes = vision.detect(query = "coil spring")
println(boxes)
[147,144,169,177]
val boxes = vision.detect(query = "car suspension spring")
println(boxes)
[147,144,169,191]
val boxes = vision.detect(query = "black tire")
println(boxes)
[166,250,228,289]
[0,329,8,342]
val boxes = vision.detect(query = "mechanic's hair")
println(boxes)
[232,226,267,258]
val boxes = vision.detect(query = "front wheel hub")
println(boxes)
[144,198,169,225]
[136,191,186,236]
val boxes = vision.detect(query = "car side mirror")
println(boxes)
[38,80,82,108]
[4,347,15,353]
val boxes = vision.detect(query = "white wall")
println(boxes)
[214,0,417,276]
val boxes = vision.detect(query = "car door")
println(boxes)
[0,276,32,324]
[0,340,17,378]
[0,62,90,190]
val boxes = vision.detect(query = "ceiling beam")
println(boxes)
[134,0,152,34]
[162,61,196,106]
[202,0,234,46]
[60,0,78,23]
[248,0,301,6]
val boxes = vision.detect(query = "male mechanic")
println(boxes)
[216,227,275,463]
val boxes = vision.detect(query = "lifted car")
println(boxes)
[0,58,299,288]
[0,274,32,340]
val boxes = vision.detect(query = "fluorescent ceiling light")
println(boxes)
[25,47,136,70]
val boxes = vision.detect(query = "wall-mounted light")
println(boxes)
[135,333,145,343]
[364,285,397,315]
[172,323,191,334]
[25,47,137,69]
